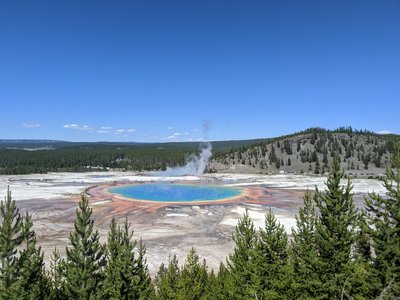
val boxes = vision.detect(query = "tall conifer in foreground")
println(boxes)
[101,218,121,299]
[314,157,359,298]
[177,248,208,300]
[227,209,258,299]
[256,208,292,299]
[204,262,230,300]
[0,188,23,298]
[291,190,321,298]
[364,143,400,298]
[102,218,155,300]
[0,188,49,299]
[155,255,181,299]
[132,239,156,299]
[12,213,49,299]
[64,194,106,299]
[48,248,65,300]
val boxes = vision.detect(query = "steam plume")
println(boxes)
[160,142,212,176]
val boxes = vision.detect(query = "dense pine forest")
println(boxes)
[0,140,261,175]
[0,146,399,299]
[1,127,398,176]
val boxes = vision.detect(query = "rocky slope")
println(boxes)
[210,128,398,178]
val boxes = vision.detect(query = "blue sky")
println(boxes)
[1,0,399,142]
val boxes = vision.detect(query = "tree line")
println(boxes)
[0,140,258,175]
[0,149,399,299]
[0,146,192,175]
[213,129,398,175]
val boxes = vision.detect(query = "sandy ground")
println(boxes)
[0,172,386,274]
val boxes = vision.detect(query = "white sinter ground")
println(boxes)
[0,171,387,201]
[0,171,387,273]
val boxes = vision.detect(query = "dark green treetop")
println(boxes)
[64,194,106,300]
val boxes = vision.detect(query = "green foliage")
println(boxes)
[256,209,292,299]
[177,248,208,300]
[155,255,181,300]
[226,209,259,299]
[1,147,400,300]
[204,262,230,300]
[134,239,156,299]
[12,213,49,299]
[64,195,106,299]
[48,248,65,300]
[99,218,155,299]
[291,190,322,299]
[0,188,48,299]
[0,188,23,298]
[364,143,400,298]
[314,157,359,298]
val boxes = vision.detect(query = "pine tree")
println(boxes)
[256,208,292,299]
[204,262,230,300]
[291,190,322,298]
[101,218,123,299]
[364,143,400,298]
[314,157,358,298]
[12,213,49,299]
[101,218,155,300]
[314,157,320,174]
[226,209,259,299]
[155,255,180,300]
[0,187,23,298]
[133,239,156,299]
[64,194,106,299]
[48,248,65,300]
[177,248,208,300]
[0,188,50,299]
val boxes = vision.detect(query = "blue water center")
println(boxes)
[109,184,243,202]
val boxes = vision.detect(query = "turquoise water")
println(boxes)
[109,184,243,202]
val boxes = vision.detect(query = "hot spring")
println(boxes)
[109,183,244,203]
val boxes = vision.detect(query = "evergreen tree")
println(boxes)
[155,255,180,300]
[204,262,230,300]
[101,218,122,299]
[323,152,329,168]
[133,239,156,299]
[64,194,106,299]
[177,248,208,300]
[291,190,322,299]
[0,188,23,298]
[48,248,65,300]
[102,218,155,300]
[0,188,50,299]
[314,157,359,298]
[314,158,320,174]
[12,213,49,299]
[226,209,259,299]
[256,209,292,299]
[0,188,24,299]
[364,143,400,298]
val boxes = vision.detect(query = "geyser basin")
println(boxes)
[109,184,244,203]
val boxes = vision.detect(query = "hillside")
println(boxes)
[1,128,398,176]
[210,128,399,178]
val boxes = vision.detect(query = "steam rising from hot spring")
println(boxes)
[159,142,212,176]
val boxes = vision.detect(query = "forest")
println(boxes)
[211,128,399,176]
[0,139,262,175]
[0,146,399,299]
[1,127,398,176]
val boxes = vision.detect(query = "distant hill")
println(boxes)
[210,127,399,178]
[0,138,263,174]
[0,128,398,176]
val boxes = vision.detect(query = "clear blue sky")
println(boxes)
[1,0,399,142]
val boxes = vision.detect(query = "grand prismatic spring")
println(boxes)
[109,184,244,203]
